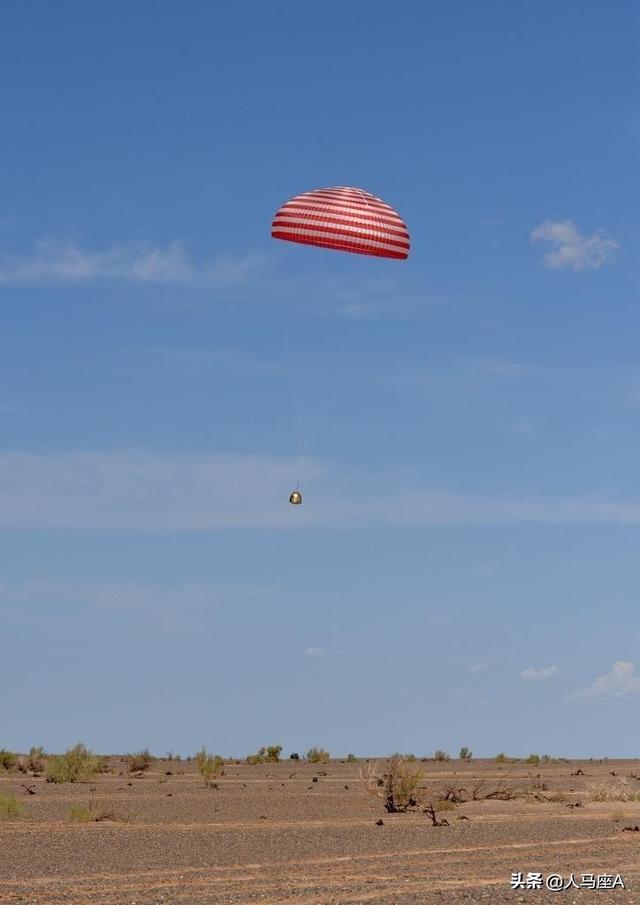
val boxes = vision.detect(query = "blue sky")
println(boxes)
[1,1,639,758]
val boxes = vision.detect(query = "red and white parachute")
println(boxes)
[271,186,410,260]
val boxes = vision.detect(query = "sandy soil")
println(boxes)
[1,757,639,904]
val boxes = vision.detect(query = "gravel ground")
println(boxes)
[1,758,639,904]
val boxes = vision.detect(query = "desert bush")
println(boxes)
[495,752,511,764]
[526,754,541,766]
[433,750,450,762]
[69,800,115,822]
[360,757,423,813]
[0,749,17,771]
[306,747,330,764]
[127,749,154,773]
[346,753,357,762]
[459,747,472,761]
[0,794,22,818]
[26,746,46,774]
[195,748,224,785]
[588,780,640,803]
[390,752,416,761]
[46,743,102,784]
[247,745,281,764]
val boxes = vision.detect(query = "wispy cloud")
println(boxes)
[531,219,618,271]
[393,357,540,393]
[305,646,327,657]
[3,449,640,532]
[520,665,559,681]
[570,661,640,699]
[468,662,487,675]
[0,238,266,287]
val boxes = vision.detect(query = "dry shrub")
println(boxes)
[69,800,116,822]
[307,747,330,764]
[26,746,46,774]
[127,749,154,773]
[588,779,640,802]
[46,743,103,784]
[0,794,22,819]
[247,745,282,764]
[0,750,17,771]
[360,757,423,813]
[195,748,224,785]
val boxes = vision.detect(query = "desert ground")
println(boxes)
[2,756,640,905]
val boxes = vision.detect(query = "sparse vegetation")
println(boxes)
[459,747,473,761]
[45,743,103,784]
[433,750,450,762]
[247,745,282,764]
[346,753,357,762]
[69,800,116,822]
[127,749,154,773]
[495,752,511,764]
[360,757,423,813]
[306,747,330,763]
[0,794,22,818]
[195,748,224,785]
[0,749,17,771]
[588,780,640,802]
[525,754,541,765]
[26,746,46,774]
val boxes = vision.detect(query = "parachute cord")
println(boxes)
[277,298,306,491]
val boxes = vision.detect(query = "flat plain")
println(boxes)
[2,757,639,905]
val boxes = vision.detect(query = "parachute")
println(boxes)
[272,186,410,504]
[272,186,410,260]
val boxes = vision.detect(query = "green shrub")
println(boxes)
[433,750,450,762]
[127,749,154,773]
[0,794,22,818]
[459,747,473,761]
[495,752,510,764]
[306,747,330,764]
[46,743,103,783]
[0,749,17,771]
[346,753,357,762]
[247,745,281,764]
[526,753,541,766]
[195,748,224,785]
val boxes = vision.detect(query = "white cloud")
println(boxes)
[571,661,640,699]
[3,450,640,532]
[520,665,559,681]
[0,238,265,287]
[304,647,327,657]
[531,219,618,271]
[468,663,487,674]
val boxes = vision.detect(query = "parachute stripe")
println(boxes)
[274,213,409,241]
[272,221,409,251]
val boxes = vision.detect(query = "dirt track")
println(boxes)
[2,758,639,904]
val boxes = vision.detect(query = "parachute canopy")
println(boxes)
[271,186,410,260]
